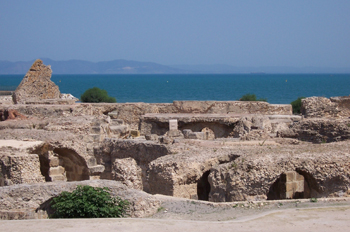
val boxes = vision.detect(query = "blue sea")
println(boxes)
[0,74,349,104]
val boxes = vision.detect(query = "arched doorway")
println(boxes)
[267,171,318,200]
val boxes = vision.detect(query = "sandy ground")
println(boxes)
[1,201,350,232]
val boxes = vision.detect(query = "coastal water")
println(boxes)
[0,74,349,104]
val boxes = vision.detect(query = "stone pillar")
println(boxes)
[169,119,178,131]
[284,171,305,199]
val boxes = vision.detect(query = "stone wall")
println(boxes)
[94,139,169,192]
[0,153,45,186]
[302,96,350,118]
[208,151,350,202]
[3,101,292,131]
[278,118,350,143]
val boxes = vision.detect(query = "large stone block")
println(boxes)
[13,59,61,104]
[0,153,45,186]
[49,166,65,176]
[169,119,178,130]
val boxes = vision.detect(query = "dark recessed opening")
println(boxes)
[267,170,319,200]
[197,170,211,201]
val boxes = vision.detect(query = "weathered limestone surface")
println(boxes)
[278,118,350,143]
[148,150,239,199]
[95,139,169,192]
[12,60,61,104]
[208,143,350,202]
[2,84,350,220]
[112,158,143,190]
[0,140,46,186]
[330,96,350,116]
[172,101,292,115]
[0,180,161,219]
[302,96,350,118]
[232,115,272,140]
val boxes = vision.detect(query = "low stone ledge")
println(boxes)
[0,180,161,219]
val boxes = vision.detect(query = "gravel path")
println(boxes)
[1,199,350,232]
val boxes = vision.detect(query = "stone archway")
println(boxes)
[48,148,90,181]
[197,171,211,201]
[267,170,318,200]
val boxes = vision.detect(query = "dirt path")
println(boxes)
[1,203,350,232]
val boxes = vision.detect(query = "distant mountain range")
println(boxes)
[0,58,349,74]
[0,58,188,74]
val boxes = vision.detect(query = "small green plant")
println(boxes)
[259,139,267,146]
[291,97,305,114]
[81,87,116,103]
[50,185,129,218]
[239,93,267,102]
[231,162,238,169]
[310,197,318,203]
[157,207,165,212]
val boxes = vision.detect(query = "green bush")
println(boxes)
[239,93,267,102]
[50,185,129,218]
[291,97,305,114]
[81,87,116,103]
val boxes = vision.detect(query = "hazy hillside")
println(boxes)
[0,59,189,74]
[171,64,350,74]
[1,59,349,74]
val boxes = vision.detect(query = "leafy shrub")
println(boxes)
[239,93,267,102]
[81,87,116,103]
[50,185,129,218]
[291,97,305,114]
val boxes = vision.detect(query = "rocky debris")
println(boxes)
[112,158,143,190]
[0,109,27,121]
[158,135,174,144]
[12,59,61,104]
[0,180,161,219]
[145,134,159,142]
[232,115,272,140]
[330,95,350,117]
[278,118,350,143]
[183,129,206,140]
[301,97,340,118]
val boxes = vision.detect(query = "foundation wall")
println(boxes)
[6,101,292,131]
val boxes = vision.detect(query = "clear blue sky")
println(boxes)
[1,0,349,68]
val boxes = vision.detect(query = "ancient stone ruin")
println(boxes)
[11,59,77,105]
[12,59,60,104]
[1,60,350,219]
